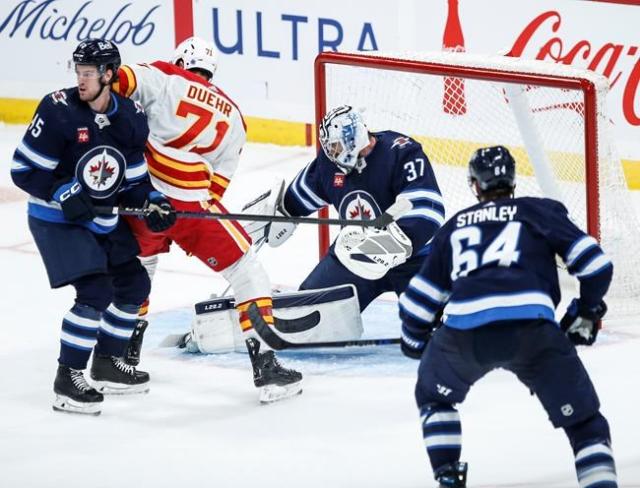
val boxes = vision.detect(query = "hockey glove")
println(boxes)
[51,179,96,223]
[560,298,607,346]
[144,192,176,232]
[400,324,431,360]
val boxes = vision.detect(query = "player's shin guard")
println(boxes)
[419,403,463,482]
[58,304,100,370]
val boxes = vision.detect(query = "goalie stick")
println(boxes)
[93,197,412,229]
[248,303,400,350]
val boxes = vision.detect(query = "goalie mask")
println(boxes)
[172,36,218,80]
[319,106,370,174]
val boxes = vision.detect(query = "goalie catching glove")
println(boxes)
[242,179,296,248]
[335,222,412,280]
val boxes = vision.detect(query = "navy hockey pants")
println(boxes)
[415,320,601,428]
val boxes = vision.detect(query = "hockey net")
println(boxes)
[314,51,640,320]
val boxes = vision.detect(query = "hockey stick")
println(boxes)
[94,197,412,229]
[248,303,399,350]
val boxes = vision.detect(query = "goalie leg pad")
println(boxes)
[191,284,363,353]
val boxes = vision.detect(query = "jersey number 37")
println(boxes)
[450,221,522,281]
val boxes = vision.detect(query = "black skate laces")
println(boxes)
[70,369,92,391]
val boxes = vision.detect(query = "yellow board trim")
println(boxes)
[0,98,38,125]
[244,115,314,146]
[2,97,639,189]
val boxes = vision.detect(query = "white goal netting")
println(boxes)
[317,51,640,320]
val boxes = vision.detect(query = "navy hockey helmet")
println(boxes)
[468,145,516,196]
[72,39,121,78]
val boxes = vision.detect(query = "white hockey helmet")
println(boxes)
[319,105,370,174]
[172,36,218,80]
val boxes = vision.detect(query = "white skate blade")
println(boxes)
[52,394,101,416]
[92,380,150,395]
[258,380,303,404]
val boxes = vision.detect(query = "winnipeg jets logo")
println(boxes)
[88,153,116,188]
[391,136,412,149]
[338,191,381,223]
[75,146,126,199]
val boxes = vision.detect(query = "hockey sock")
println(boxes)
[237,297,274,346]
[574,442,617,487]
[419,403,462,474]
[565,413,617,488]
[58,304,101,370]
[95,303,139,357]
[138,298,150,317]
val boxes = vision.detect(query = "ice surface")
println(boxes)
[1,125,639,487]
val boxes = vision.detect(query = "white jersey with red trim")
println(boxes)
[113,61,246,202]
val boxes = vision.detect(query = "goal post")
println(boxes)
[313,50,640,318]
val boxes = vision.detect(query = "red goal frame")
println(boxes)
[313,51,601,258]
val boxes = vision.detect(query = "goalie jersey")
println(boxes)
[283,131,445,256]
[11,88,149,234]
[400,197,613,332]
[113,61,247,202]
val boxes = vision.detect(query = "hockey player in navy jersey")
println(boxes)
[399,146,617,487]
[245,105,445,311]
[11,39,175,415]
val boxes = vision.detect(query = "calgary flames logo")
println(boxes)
[75,145,126,199]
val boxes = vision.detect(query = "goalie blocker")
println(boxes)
[190,284,363,353]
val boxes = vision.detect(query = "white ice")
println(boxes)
[1,124,639,488]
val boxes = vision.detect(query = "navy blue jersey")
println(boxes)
[283,131,444,256]
[400,197,613,331]
[11,88,150,234]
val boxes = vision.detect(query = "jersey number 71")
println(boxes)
[166,100,229,154]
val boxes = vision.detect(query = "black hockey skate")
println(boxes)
[90,353,150,395]
[435,462,468,488]
[246,337,303,404]
[53,365,103,416]
[124,319,148,366]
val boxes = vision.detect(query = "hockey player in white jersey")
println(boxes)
[113,37,303,403]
